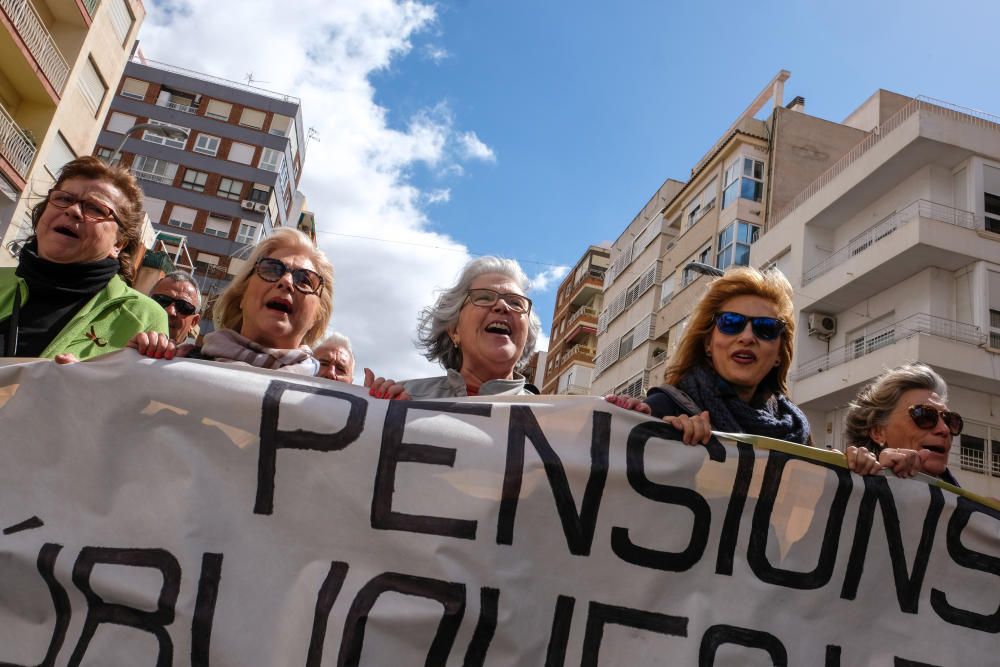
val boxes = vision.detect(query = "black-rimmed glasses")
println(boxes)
[465,288,532,314]
[47,189,122,226]
[254,257,324,294]
[908,404,964,436]
[150,294,198,316]
[714,311,785,341]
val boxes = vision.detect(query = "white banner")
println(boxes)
[0,353,997,666]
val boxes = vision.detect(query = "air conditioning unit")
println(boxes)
[240,200,255,211]
[254,203,268,213]
[808,313,837,339]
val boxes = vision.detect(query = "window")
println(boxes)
[121,77,148,100]
[681,247,711,287]
[95,146,114,162]
[132,156,178,185]
[205,99,232,121]
[44,133,75,177]
[194,134,220,156]
[217,178,244,201]
[259,147,282,172]
[204,216,232,238]
[197,252,221,270]
[716,221,760,270]
[986,193,1000,234]
[79,58,107,115]
[269,114,292,137]
[659,274,675,308]
[107,0,135,44]
[685,179,717,229]
[142,121,188,149]
[167,206,196,230]
[848,314,895,361]
[249,184,270,204]
[181,169,208,192]
[239,108,266,129]
[619,331,635,358]
[107,112,136,134]
[228,142,255,165]
[144,197,166,224]
[722,157,765,208]
[236,221,260,245]
[156,86,200,114]
[990,309,1000,349]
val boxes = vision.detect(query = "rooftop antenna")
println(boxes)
[245,72,269,86]
[306,127,320,148]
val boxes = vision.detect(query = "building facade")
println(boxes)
[541,244,609,395]
[0,0,145,259]
[94,56,305,323]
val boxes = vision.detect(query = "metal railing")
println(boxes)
[82,0,98,16]
[802,200,977,283]
[793,313,986,380]
[773,96,1000,226]
[132,56,300,104]
[131,169,175,186]
[567,306,598,327]
[161,100,199,114]
[0,0,70,94]
[0,103,35,179]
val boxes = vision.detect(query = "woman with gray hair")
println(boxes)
[843,362,962,484]
[366,256,541,399]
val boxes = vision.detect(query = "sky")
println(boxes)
[140,0,1000,382]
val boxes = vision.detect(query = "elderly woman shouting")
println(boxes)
[367,256,541,398]
[131,228,332,375]
[0,157,166,360]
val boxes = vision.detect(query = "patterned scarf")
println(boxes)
[676,364,811,445]
[200,329,318,376]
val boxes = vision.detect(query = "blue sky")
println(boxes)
[145,0,1000,380]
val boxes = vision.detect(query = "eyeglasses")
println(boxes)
[465,288,532,314]
[714,311,785,341]
[47,189,121,225]
[908,404,964,436]
[254,257,324,295]
[150,294,198,316]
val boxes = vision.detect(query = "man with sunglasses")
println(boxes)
[149,272,201,344]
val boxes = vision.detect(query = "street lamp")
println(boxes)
[108,123,190,164]
[684,261,724,278]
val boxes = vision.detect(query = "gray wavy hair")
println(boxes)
[416,256,541,371]
[843,363,949,448]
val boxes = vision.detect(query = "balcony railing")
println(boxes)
[802,200,977,284]
[567,306,598,327]
[0,103,35,179]
[132,169,175,186]
[793,313,986,380]
[0,0,70,94]
[773,96,1000,227]
[557,383,592,396]
[161,100,199,114]
[82,0,98,16]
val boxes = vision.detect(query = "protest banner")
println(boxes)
[0,352,997,665]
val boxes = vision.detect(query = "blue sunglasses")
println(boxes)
[714,311,785,341]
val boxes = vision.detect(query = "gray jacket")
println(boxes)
[403,369,532,399]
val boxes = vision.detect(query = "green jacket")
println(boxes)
[0,268,168,360]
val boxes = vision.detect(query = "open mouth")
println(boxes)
[485,322,511,335]
[266,299,293,314]
[53,225,79,239]
[732,351,757,362]
[922,444,947,454]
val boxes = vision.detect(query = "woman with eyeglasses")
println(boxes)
[365,256,542,399]
[843,363,962,484]
[129,228,332,375]
[0,156,166,361]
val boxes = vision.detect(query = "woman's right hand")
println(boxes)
[662,410,713,446]
[363,368,411,400]
[128,331,176,359]
[603,394,651,414]
[877,447,925,479]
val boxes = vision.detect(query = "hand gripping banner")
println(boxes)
[0,353,997,665]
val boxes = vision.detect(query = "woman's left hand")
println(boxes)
[127,331,176,359]
[54,353,80,365]
[844,445,882,476]
[878,447,924,479]
[603,394,651,414]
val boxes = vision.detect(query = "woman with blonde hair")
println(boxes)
[130,228,333,375]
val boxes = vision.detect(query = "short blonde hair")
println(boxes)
[213,228,333,346]
[666,266,795,395]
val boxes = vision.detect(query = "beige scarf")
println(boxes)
[200,329,318,376]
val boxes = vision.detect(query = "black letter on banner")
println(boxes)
[716,442,755,576]
[544,595,575,667]
[747,451,852,589]
[68,547,180,667]
[840,480,943,612]
[1,543,72,667]
[461,587,500,667]
[372,400,491,539]
[893,658,943,666]
[191,553,223,667]
[256,380,368,515]
[337,572,466,667]
[825,645,841,666]
[930,496,1000,633]
[581,601,688,667]
[698,625,787,666]
[497,408,611,555]
[610,421,714,571]
[306,562,350,667]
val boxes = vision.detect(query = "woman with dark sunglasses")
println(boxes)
[129,228,333,375]
[843,363,962,484]
[0,157,166,361]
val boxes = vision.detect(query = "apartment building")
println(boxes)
[94,56,305,323]
[0,0,145,259]
[752,90,1000,497]
[540,244,609,395]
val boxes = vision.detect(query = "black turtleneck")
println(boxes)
[1,240,119,357]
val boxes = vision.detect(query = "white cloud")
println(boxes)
[534,329,550,353]
[457,131,496,162]
[140,0,489,382]
[422,44,450,63]
[528,265,570,292]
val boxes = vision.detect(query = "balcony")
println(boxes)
[545,343,597,380]
[799,200,992,313]
[131,169,175,186]
[0,102,35,181]
[557,267,604,314]
[0,0,70,95]
[561,306,598,345]
[556,383,592,396]
[160,100,199,114]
